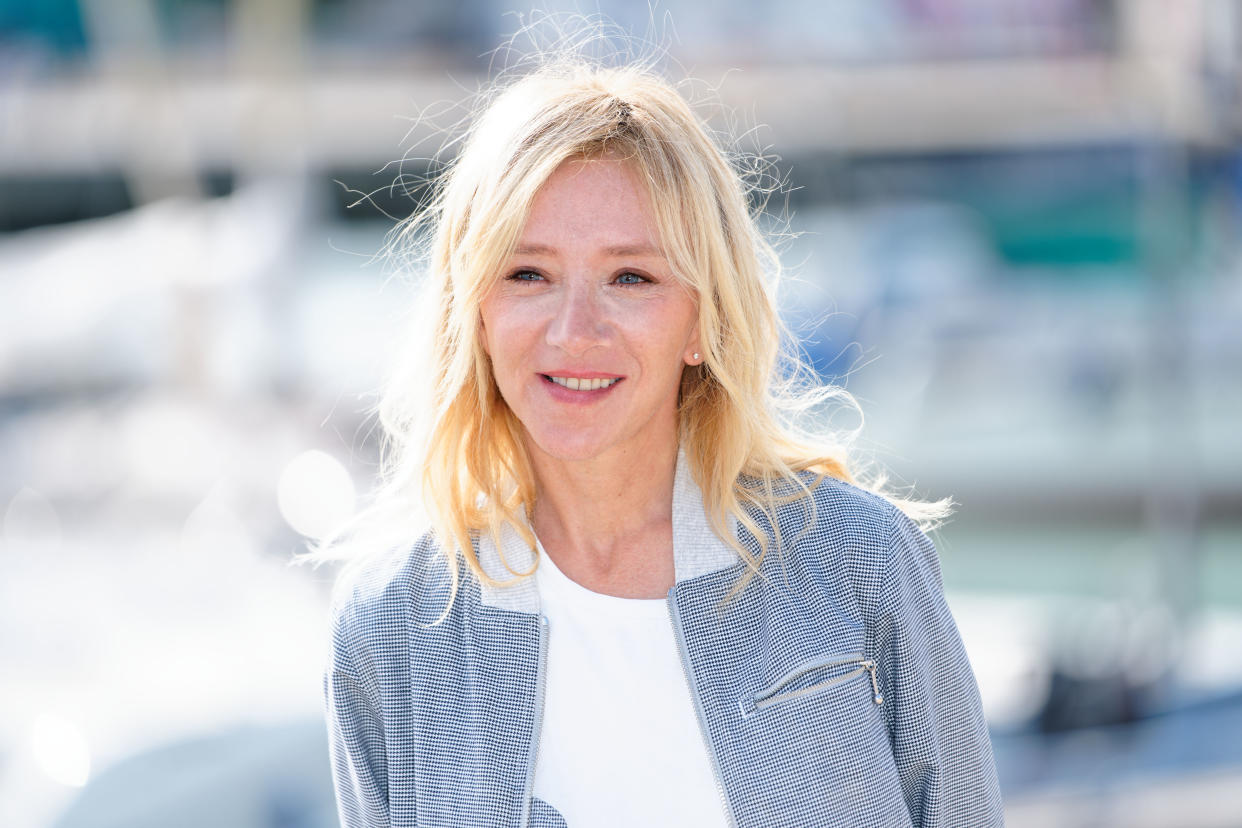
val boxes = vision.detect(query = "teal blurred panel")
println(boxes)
[0,0,87,52]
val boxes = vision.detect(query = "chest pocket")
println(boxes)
[730,650,912,827]
[739,652,884,719]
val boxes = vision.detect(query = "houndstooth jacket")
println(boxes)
[323,453,1005,827]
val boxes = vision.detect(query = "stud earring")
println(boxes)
[692,352,701,362]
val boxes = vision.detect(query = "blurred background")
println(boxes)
[2,1,1240,826]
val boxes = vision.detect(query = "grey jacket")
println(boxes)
[323,457,1005,827]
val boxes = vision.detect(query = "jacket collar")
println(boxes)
[475,449,740,612]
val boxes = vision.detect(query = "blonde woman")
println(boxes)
[320,53,1004,828]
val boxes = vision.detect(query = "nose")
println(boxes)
[545,279,607,356]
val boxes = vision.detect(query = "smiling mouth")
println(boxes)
[542,375,622,391]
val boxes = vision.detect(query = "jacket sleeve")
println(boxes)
[870,506,1005,827]
[324,606,391,828]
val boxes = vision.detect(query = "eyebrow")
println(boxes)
[513,242,663,258]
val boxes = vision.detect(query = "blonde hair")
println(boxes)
[305,46,950,609]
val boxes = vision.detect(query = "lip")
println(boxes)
[538,372,624,403]
[538,371,625,380]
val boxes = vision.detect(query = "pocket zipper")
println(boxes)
[746,654,884,715]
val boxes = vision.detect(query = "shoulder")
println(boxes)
[743,472,931,611]
[326,529,460,675]
[752,471,903,551]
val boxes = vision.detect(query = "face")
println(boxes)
[479,157,701,467]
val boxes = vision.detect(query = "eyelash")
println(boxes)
[506,269,543,282]
[504,269,651,285]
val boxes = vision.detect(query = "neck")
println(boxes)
[526,431,679,598]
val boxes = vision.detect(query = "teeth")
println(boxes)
[547,376,619,391]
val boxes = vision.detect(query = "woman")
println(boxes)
[320,54,1005,828]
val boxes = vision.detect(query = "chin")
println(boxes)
[524,426,617,464]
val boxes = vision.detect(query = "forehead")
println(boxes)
[517,157,661,253]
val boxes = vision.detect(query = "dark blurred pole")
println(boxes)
[1127,1,1206,661]
[1138,138,1201,632]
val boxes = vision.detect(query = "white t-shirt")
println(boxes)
[531,545,730,827]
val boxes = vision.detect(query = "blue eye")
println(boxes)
[508,269,544,282]
[615,272,648,285]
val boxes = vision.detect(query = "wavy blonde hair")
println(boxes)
[305,48,950,609]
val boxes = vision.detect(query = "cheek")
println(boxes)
[479,305,528,376]
[651,300,699,359]
[478,299,506,360]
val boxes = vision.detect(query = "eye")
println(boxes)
[506,269,544,282]
[615,271,649,285]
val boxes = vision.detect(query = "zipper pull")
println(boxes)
[862,659,883,705]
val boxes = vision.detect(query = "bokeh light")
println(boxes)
[29,714,91,789]
[277,449,356,541]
